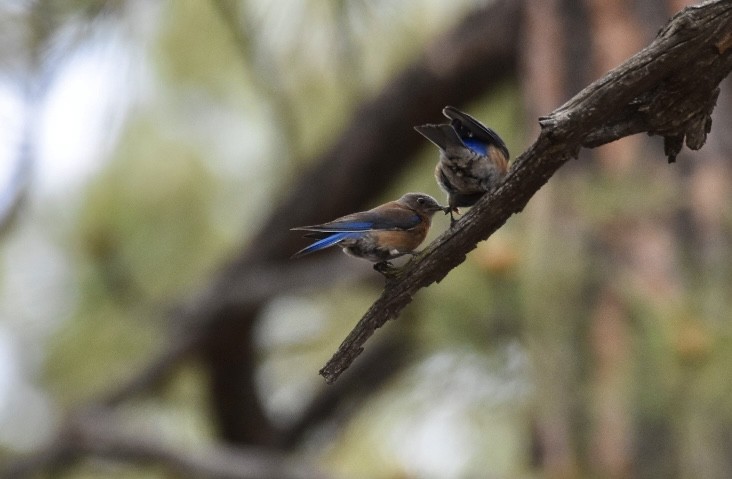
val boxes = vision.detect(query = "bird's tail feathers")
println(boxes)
[413,124,462,151]
[442,106,481,128]
[302,232,329,239]
[443,106,510,159]
[291,231,360,258]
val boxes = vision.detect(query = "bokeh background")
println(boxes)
[1,0,731,478]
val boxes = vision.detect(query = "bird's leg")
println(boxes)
[373,261,399,278]
[442,205,454,225]
[446,206,460,226]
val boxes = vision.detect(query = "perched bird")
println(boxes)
[291,193,446,273]
[414,106,509,224]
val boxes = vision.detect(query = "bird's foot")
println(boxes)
[446,206,460,227]
[374,261,399,278]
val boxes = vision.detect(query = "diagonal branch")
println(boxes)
[3,0,525,473]
[106,0,522,441]
[319,0,732,383]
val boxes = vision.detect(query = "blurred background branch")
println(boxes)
[2,1,732,478]
[0,141,32,238]
[2,0,521,475]
[320,0,732,383]
[4,408,330,479]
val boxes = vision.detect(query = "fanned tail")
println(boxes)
[413,124,463,151]
[442,106,510,159]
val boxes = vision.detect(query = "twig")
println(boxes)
[319,0,732,383]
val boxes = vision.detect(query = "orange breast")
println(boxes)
[371,219,430,254]
[489,147,509,174]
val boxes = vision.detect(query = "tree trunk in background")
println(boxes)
[520,1,580,477]
[8,1,732,476]
[521,1,732,477]
[199,0,523,450]
[588,290,632,478]
[668,91,732,479]
[160,1,732,476]
[670,0,732,476]
[203,304,277,446]
[582,1,642,476]
[584,0,644,175]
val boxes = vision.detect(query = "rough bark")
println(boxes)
[193,0,522,442]
[320,0,732,383]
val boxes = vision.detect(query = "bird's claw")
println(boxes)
[374,261,399,278]
[445,206,460,226]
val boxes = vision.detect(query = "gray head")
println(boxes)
[397,192,447,217]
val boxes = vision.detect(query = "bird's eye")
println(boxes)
[417,197,425,204]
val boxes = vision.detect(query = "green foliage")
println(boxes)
[78,120,222,299]
[45,115,225,405]
[156,1,246,99]
[5,1,732,478]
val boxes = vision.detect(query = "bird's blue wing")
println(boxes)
[291,204,424,258]
[326,210,422,231]
[291,231,362,258]
[443,106,509,158]
[294,208,421,233]
[292,221,372,233]
[462,138,488,156]
[415,120,500,157]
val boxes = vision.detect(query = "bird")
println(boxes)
[291,193,446,274]
[414,106,509,224]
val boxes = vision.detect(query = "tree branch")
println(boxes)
[156,0,522,442]
[2,409,330,479]
[99,256,366,407]
[3,0,525,473]
[279,334,414,449]
[319,0,732,383]
[0,140,31,237]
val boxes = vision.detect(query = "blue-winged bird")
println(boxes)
[415,106,509,224]
[292,193,445,273]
